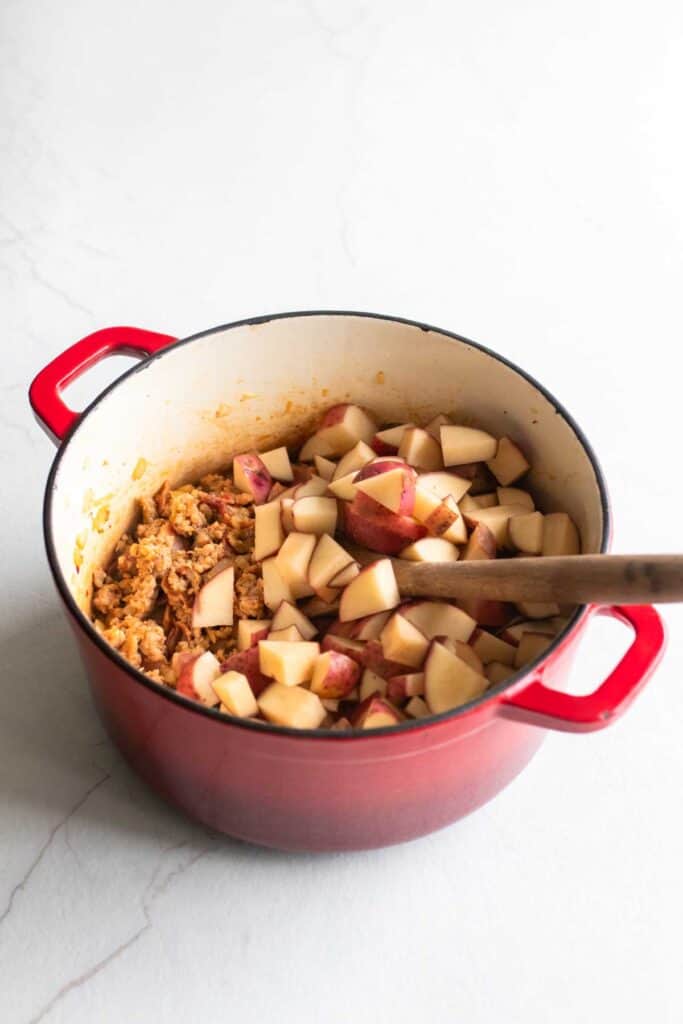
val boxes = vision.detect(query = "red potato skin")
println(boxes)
[173,653,203,701]
[458,598,515,628]
[300,595,340,619]
[359,640,415,680]
[424,498,458,537]
[326,612,387,642]
[355,460,413,480]
[321,633,366,664]
[314,652,361,698]
[292,463,314,483]
[354,460,417,515]
[325,618,359,639]
[341,494,426,555]
[320,403,350,428]
[307,614,337,636]
[220,646,271,697]
[354,611,391,641]
[234,453,272,505]
[385,674,423,705]
[462,523,497,561]
[242,625,270,648]
[370,436,399,456]
[351,695,402,727]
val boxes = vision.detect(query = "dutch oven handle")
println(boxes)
[29,327,177,445]
[500,604,665,732]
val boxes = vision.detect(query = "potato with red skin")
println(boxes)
[321,633,366,663]
[299,404,377,460]
[462,522,497,561]
[324,618,359,639]
[191,563,235,629]
[220,646,271,697]
[310,651,361,698]
[354,460,417,515]
[328,562,360,587]
[300,594,341,619]
[442,638,485,675]
[308,533,355,596]
[341,492,426,556]
[370,437,396,456]
[359,668,387,700]
[423,496,466,543]
[270,600,317,640]
[237,619,271,650]
[326,610,390,642]
[398,427,443,470]
[233,453,272,504]
[351,695,403,729]
[457,597,515,628]
[174,651,221,705]
[353,610,392,640]
[359,640,415,680]
[371,423,414,455]
[320,402,375,431]
[386,672,425,705]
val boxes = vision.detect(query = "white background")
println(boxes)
[2,1,683,1021]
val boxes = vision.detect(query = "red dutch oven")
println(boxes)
[30,312,665,851]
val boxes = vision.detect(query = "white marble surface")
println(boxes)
[2,1,683,1020]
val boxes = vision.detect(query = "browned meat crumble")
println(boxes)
[92,475,263,687]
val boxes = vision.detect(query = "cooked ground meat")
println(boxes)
[92,474,263,685]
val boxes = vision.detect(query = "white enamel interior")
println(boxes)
[48,314,607,614]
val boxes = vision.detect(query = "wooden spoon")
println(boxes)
[347,548,683,604]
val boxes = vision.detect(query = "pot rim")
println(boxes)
[43,309,611,740]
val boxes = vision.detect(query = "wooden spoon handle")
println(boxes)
[350,550,683,604]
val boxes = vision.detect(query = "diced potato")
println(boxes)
[542,513,580,556]
[211,671,258,718]
[258,682,326,729]
[486,437,530,486]
[258,640,320,686]
[514,631,554,668]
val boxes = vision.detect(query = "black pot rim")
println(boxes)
[42,309,611,740]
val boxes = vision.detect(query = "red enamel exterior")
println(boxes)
[32,323,667,851]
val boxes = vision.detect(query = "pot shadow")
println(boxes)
[0,596,315,865]
[0,588,480,867]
